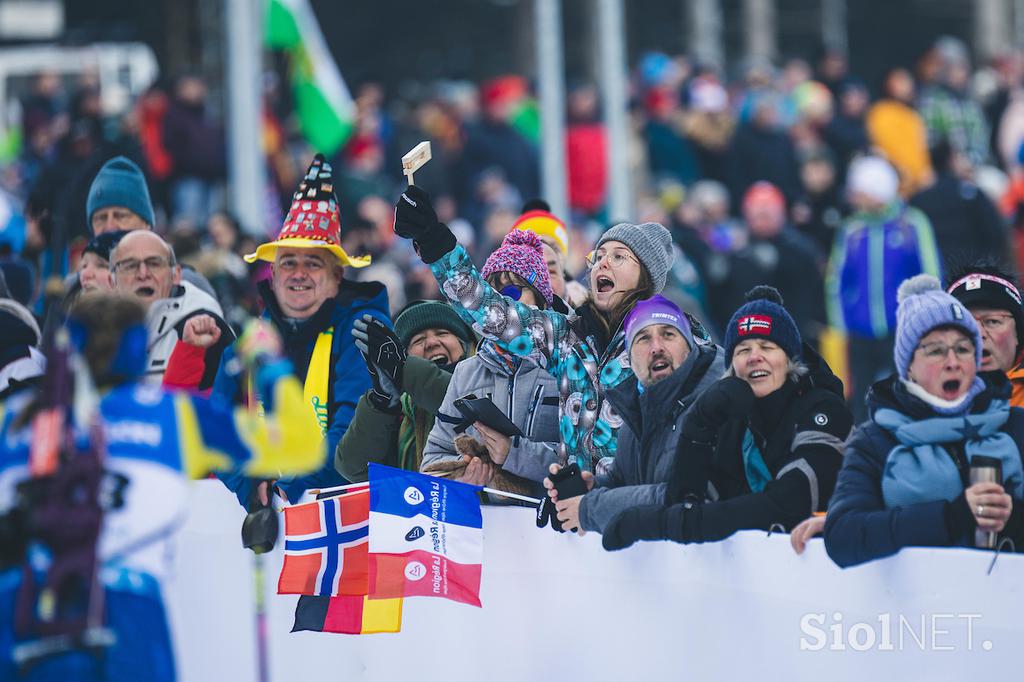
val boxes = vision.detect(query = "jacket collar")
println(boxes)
[609,343,717,435]
[474,338,522,377]
[866,370,1011,422]
[257,277,387,342]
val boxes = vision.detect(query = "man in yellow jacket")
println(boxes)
[866,68,933,196]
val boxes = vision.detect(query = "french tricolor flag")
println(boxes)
[366,464,484,607]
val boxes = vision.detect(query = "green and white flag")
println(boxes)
[265,0,355,155]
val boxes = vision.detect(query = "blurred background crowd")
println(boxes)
[2,0,1024,411]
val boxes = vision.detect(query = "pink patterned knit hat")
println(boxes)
[481,229,553,305]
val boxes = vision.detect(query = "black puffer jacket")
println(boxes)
[666,343,853,542]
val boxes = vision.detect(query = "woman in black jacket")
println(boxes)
[823,275,1024,568]
[602,286,853,549]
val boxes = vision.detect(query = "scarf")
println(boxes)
[741,429,772,493]
[303,327,333,436]
[877,398,1024,511]
[740,381,799,493]
[901,377,984,416]
[397,393,434,473]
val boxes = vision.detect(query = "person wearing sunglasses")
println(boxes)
[822,275,1024,567]
[419,229,561,498]
[947,262,1024,407]
[393,184,713,479]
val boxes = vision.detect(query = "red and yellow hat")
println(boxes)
[244,154,371,268]
[512,209,569,257]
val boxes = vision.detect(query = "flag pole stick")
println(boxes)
[310,481,370,497]
[481,488,542,505]
[316,481,541,505]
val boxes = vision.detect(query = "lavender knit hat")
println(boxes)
[482,229,553,305]
[894,274,982,380]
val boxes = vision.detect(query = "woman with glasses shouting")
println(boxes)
[823,274,1024,567]
[393,185,713,478]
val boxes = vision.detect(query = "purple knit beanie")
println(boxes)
[624,295,695,351]
[481,229,553,305]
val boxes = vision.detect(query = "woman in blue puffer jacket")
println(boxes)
[825,275,1024,568]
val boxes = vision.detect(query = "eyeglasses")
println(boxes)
[974,313,1015,332]
[499,284,526,301]
[585,249,637,270]
[916,341,975,363]
[113,256,172,275]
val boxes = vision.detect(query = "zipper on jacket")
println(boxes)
[508,365,519,448]
[525,385,544,436]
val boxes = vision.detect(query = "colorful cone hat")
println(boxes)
[245,154,371,267]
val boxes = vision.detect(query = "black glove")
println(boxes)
[680,376,756,444]
[241,481,279,554]
[602,500,700,551]
[535,496,561,532]
[393,185,456,263]
[352,315,406,412]
[603,504,669,551]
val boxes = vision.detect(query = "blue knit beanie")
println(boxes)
[894,274,982,380]
[86,156,156,231]
[0,259,36,307]
[723,285,802,363]
[83,230,129,262]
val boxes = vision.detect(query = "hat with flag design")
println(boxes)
[723,285,802,363]
[512,209,569,257]
[244,154,371,267]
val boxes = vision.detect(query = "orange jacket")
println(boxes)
[866,100,933,196]
[1008,363,1024,408]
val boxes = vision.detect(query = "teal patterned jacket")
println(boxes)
[430,243,712,475]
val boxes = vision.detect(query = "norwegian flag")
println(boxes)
[737,314,772,336]
[278,487,371,596]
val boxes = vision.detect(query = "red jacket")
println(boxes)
[566,123,607,215]
[162,342,209,394]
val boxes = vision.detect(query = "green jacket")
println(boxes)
[334,356,452,482]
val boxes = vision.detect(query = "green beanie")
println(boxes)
[394,300,475,350]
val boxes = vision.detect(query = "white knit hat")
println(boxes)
[847,156,899,205]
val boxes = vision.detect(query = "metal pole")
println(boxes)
[821,0,847,56]
[1017,0,1024,48]
[743,0,776,63]
[225,0,267,235]
[535,0,569,221]
[597,0,632,222]
[976,0,1013,61]
[690,0,724,70]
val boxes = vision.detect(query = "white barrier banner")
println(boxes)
[167,481,1023,681]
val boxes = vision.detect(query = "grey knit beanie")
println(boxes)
[596,222,674,294]
[894,274,982,380]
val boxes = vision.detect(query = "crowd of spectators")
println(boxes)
[4,39,1024,374]
[5,34,1024,676]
